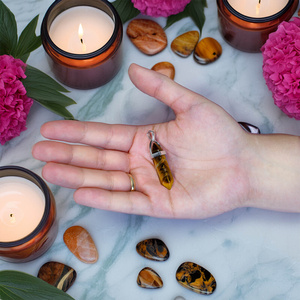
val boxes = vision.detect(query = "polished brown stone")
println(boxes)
[137,267,163,289]
[63,226,98,264]
[193,37,222,65]
[151,62,175,80]
[298,8,300,16]
[171,31,200,57]
[126,19,167,55]
[176,262,216,295]
[37,261,76,292]
[136,238,170,261]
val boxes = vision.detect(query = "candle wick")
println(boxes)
[80,38,84,44]
[259,0,261,3]
[10,213,13,217]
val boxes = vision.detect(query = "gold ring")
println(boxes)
[128,174,135,191]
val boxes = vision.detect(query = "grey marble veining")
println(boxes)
[1,0,300,299]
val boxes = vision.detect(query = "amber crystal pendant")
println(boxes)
[147,130,174,190]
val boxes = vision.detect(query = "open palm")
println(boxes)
[33,64,254,219]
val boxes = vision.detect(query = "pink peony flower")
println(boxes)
[131,0,191,17]
[0,55,33,145]
[261,17,300,120]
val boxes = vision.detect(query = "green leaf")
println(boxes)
[0,0,18,55]
[14,15,42,63]
[165,0,207,33]
[34,100,75,120]
[111,0,140,24]
[22,65,76,120]
[0,270,75,300]
[165,9,190,30]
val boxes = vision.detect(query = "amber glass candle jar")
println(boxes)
[217,0,299,52]
[0,166,58,263]
[41,0,123,89]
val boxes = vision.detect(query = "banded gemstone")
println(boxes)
[136,238,170,261]
[37,261,76,292]
[171,31,200,58]
[137,267,163,289]
[63,226,98,264]
[176,261,217,295]
[193,37,222,65]
[151,62,175,80]
[126,19,167,55]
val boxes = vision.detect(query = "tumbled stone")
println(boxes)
[298,8,300,16]
[174,297,186,300]
[37,262,76,292]
[137,267,163,289]
[136,238,170,261]
[126,19,167,55]
[171,31,200,57]
[193,37,222,65]
[151,62,175,80]
[63,226,98,264]
[176,262,217,295]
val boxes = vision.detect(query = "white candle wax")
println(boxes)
[227,0,289,18]
[49,6,114,54]
[0,176,45,242]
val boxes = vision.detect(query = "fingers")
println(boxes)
[74,188,154,216]
[32,141,130,171]
[41,162,133,191]
[39,120,138,151]
[128,63,209,114]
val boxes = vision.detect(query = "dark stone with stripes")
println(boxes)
[136,238,169,261]
[176,262,216,295]
[37,261,76,292]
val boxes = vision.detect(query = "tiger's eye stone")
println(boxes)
[151,62,175,80]
[63,226,98,264]
[37,262,76,292]
[176,262,217,295]
[136,238,170,261]
[171,31,200,57]
[137,267,163,289]
[193,37,222,65]
[126,19,167,55]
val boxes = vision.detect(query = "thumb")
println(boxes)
[128,63,209,115]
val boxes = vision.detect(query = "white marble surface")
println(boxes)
[1,0,300,299]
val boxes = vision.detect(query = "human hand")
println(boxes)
[32,63,258,219]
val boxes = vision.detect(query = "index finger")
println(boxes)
[40,120,138,151]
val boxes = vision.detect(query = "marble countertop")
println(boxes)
[1,0,300,299]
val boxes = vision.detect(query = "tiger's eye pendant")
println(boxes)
[147,130,174,190]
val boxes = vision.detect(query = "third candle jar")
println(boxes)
[217,0,299,52]
[41,0,123,89]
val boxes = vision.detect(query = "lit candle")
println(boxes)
[0,176,45,242]
[0,166,58,263]
[227,0,289,18]
[41,0,123,89]
[49,6,114,54]
[217,0,298,52]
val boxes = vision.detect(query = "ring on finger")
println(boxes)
[128,173,135,191]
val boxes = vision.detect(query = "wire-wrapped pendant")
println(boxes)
[147,130,174,190]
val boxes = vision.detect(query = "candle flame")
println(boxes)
[78,23,84,39]
[78,23,86,53]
